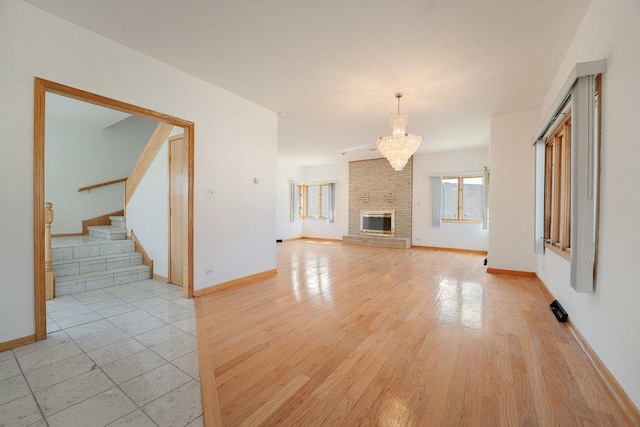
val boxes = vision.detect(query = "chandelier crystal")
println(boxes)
[376,93,423,171]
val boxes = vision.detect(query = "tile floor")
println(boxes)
[0,279,203,427]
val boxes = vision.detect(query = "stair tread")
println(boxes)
[56,264,150,281]
[52,251,142,266]
[52,235,126,248]
[87,226,127,231]
[109,216,125,220]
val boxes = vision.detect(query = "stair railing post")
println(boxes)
[44,202,55,300]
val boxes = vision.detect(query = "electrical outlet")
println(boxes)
[204,268,213,276]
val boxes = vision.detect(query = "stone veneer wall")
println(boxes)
[347,157,412,245]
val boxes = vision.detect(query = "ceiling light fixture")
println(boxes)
[376,92,423,171]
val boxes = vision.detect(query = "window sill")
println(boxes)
[442,219,483,224]
[544,243,570,261]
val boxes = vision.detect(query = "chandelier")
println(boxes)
[376,92,423,171]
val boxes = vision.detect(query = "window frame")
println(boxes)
[441,174,484,223]
[544,110,572,260]
[294,183,331,220]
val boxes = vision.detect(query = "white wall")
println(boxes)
[301,163,349,240]
[0,0,277,343]
[125,130,182,278]
[412,148,490,251]
[487,111,539,272]
[535,0,640,407]
[45,114,156,234]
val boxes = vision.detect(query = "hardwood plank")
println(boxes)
[195,240,636,426]
[194,297,223,426]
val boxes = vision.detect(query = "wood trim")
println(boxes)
[534,278,640,424]
[130,230,154,277]
[194,269,278,297]
[78,177,127,193]
[36,78,194,126]
[186,126,195,299]
[82,210,125,235]
[152,274,168,282]
[567,321,640,424]
[412,245,488,255]
[283,236,304,241]
[34,77,195,344]
[34,78,46,341]
[533,274,555,301]
[194,298,223,426]
[0,335,36,353]
[51,233,84,238]
[125,122,174,205]
[301,237,343,243]
[486,268,537,277]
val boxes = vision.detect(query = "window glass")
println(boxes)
[442,178,459,219]
[462,177,483,220]
[307,186,319,217]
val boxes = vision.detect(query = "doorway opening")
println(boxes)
[33,78,195,340]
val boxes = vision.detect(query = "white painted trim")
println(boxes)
[532,60,607,145]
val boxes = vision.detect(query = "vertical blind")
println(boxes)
[532,60,605,294]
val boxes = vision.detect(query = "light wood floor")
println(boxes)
[195,240,634,426]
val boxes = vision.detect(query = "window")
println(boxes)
[442,175,484,222]
[290,182,334,221]
[544,111,572,257]
[533,65,603,293]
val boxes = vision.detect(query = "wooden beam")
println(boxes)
[125,122,174,204]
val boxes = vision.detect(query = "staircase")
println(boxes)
[51,216,151,296]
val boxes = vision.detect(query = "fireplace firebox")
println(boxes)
[360,211,395,237]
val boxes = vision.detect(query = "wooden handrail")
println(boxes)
[78,177,127,193]
[44,203,55,300]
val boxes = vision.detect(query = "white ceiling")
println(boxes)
[26,0,590,166]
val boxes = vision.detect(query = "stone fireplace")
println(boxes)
[343,158,412,249]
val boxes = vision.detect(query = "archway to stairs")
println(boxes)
[33,78,195,341]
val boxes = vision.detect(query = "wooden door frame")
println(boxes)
[33,77,195,340]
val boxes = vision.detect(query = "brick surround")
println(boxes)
[344,157,412,248]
